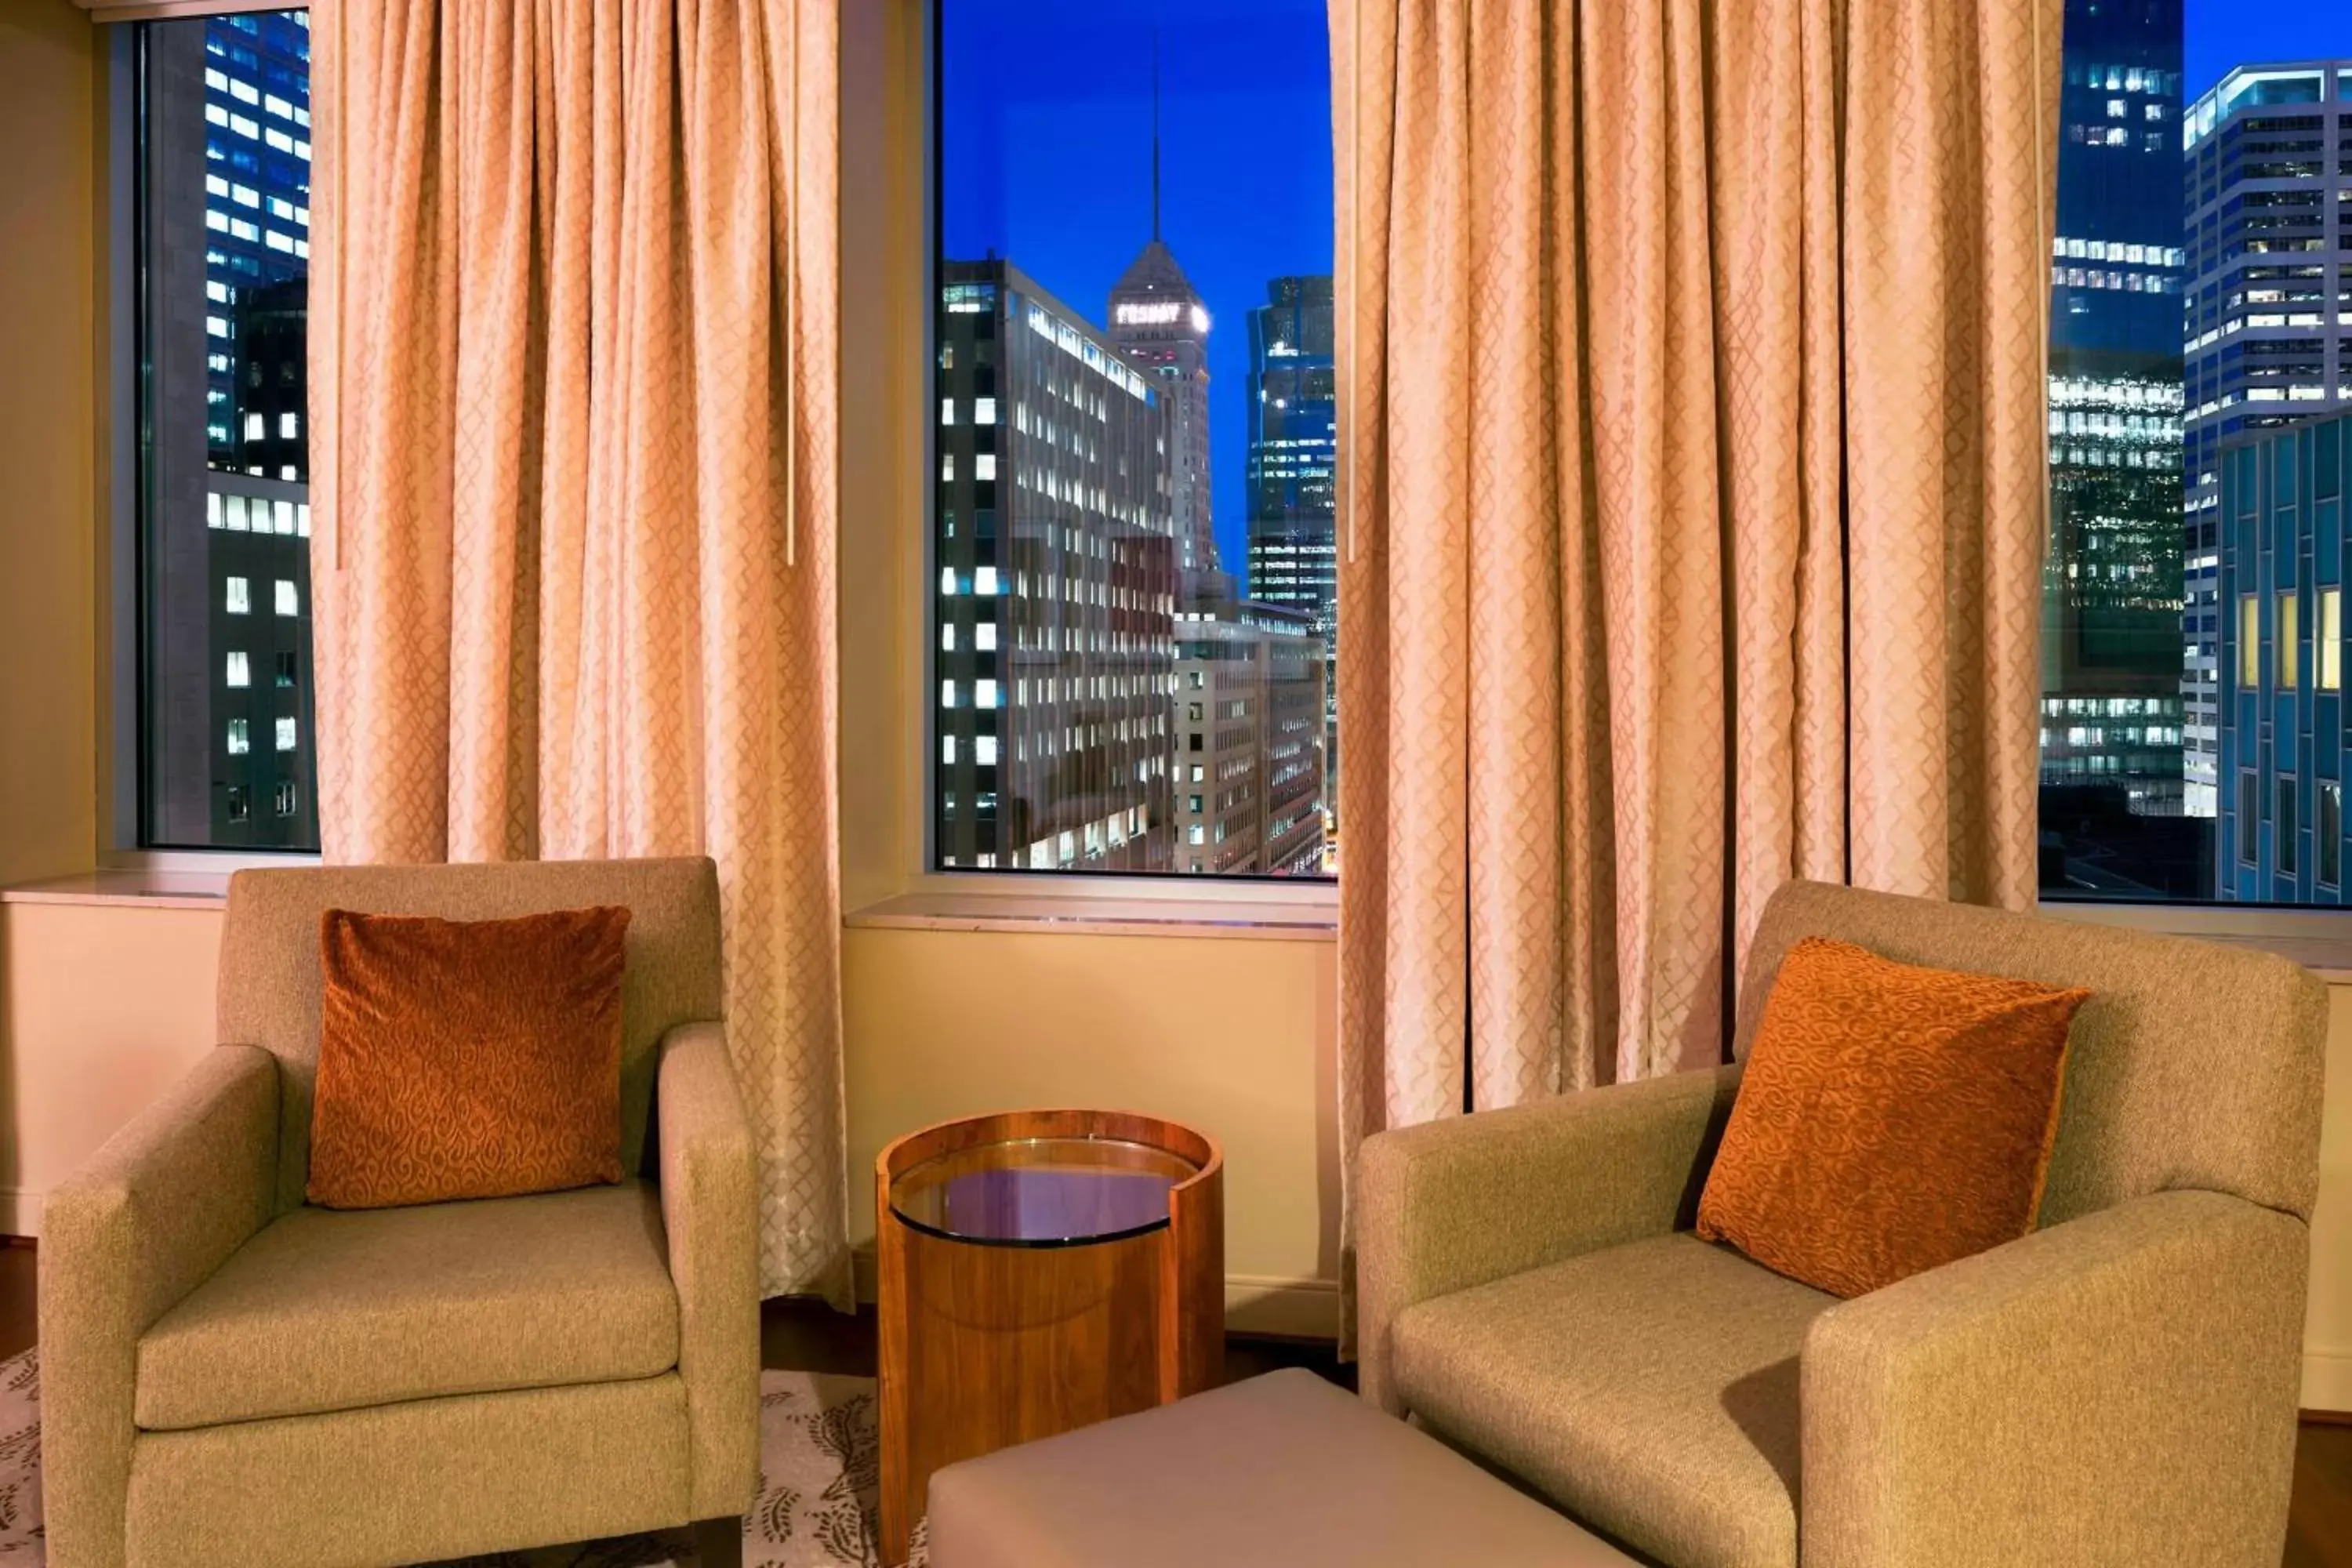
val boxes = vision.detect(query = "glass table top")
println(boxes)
[888,1135,1200,1247]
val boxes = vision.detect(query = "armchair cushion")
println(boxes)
[308,906,633,1209]
[1392,1232,1831,1568]
[1697,937,2086,1298]
[134,1181,679,1430]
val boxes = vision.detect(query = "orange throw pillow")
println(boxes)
[308,906,632,1209]
[1696,936,2087,1298]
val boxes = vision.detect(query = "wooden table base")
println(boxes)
[875,1109,1223,1567]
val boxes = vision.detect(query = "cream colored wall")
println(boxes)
[0,904,220,1235]
[842,927,1340,1334]
[0,0,103,888]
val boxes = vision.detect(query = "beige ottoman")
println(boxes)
[924,1368,1635,1567]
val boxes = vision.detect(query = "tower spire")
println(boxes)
[1151,30,1163,241]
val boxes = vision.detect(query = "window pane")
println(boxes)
[932,0,1334,877]
[2278,591,2300,691]
[2323,781,2343,885]
[138,12,317,850]
[2323,588,2341,691]
[2038,0,2352,902]
[2279,777,2299,877]
[2239,594,2260,689]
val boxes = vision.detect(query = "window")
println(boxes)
[135,12,315,851]
[2278,591,2299,690]
[2279,778,2299,877]
[930,0,1334,877]
[2035,2,2352,903]
[2324,588,2342,691]
[2324,782,2343,886]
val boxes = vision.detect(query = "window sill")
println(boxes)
[1,869,230,912]
[2040,898,2352,984]
[844,888,1337,942]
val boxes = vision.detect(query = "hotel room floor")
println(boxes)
[1,1241,2340,1562]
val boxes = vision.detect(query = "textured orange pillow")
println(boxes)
[1696,936,2088,1298]
[308,906,632,1209]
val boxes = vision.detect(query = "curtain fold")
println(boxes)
[311,0,848,1304]
[1334,0,2058,1331]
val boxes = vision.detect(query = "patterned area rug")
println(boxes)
[0,1349,925,1567]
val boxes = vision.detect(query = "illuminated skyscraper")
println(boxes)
[145,10,317,848]
[1109,239,1219,595]
[2039,0,2190,841]
[1245,275,1338,792]
[934,260,1180,871]
[2184,60,2352,826]
[1170,602,1327,876]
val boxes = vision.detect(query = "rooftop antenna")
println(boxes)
[1151,27,1163,241]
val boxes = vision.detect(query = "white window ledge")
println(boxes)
[1,869,230,911]
[2041,898,2352,984]
[845,888,1337,942]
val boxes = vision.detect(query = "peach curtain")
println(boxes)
[309,0,848,1303]
[1334,0,2059,1322]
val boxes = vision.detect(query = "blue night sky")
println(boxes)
[942,0,1332,579]
[2186,0,2352,100]
[942,0,2352,575]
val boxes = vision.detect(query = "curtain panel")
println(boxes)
[1334,0,2060,1327]
[309,0,848,1303]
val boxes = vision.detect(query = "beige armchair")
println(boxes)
[1358,880,2327,1568]
[38,858,761,1568]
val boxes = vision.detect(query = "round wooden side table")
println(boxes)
[874,1109,1225,1567]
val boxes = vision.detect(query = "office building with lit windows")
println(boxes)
[2038,2,2190,844]
[934,260,1180,872]
[2213,411,2350,900]
[1170,603,1327,876]
[1243,274,1338,796]
[145,10,316,848]
[2183,60,2352,818]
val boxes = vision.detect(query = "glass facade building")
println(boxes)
[2183,60,2352,824]
[1243,275,1338,794]
[2214,412,2351,898]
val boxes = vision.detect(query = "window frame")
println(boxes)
[909,0,1336,895]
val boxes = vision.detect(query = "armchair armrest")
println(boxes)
[656,1021,761,1519]
[1802,1189,2307,1568]
[39,1043,278,1568]
[1355,1064,1740,1412]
